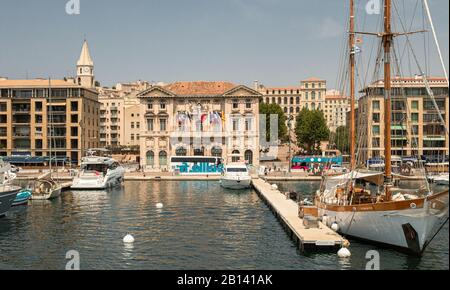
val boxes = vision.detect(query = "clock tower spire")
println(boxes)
[76,40,95,88]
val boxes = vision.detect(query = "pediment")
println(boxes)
[223,85,262,97]
[137,86,174,98]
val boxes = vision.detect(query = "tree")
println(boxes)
[330,126,350,154]
[95,81,101,87]
[295,108,330,154]
[259,102,288,143]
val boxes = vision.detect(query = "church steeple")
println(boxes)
[76,40,95,88]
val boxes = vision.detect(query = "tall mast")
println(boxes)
[48,78,53,174]
[383,0,393,188]
[349,0,356,170]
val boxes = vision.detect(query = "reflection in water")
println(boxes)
[0,181,448,270]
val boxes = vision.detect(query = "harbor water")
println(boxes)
[0,181,448,270]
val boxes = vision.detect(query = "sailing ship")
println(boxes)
[31,78,62,200]
[314,0,449,255]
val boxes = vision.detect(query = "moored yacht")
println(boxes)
[0,163,22,217]
[220,163,252,190]
[71,151,125,190]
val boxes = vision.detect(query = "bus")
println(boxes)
[170,156,224,175]
[291,156,343,172]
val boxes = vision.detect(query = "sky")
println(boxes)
[0,0,448,89]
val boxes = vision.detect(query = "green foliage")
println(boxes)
[260,102,288,142]
[295,108,330,154]
[95,81,101,87]
[330,126,350,154]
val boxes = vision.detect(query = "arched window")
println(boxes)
[244,150,253,165]
[159,151,168,166]
[176,147,187,156]
[296,107,300,113]
[290,107,294,113]
[211,146,223,157]
[232,150,240,162]
[146,151,154,166]
[312,103,316,110]
[284,107,288,113]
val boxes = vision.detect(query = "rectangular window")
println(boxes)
[136,122,140,129]
[147,103,153,110]
[131,122,135,129]
[71,114,78,124]
[233,119,239,131]
[160,102,166,110]
[233,101,239,109]
[71,101,78,111]
[131,134,135,141]
[372,138,380,148]
[372,113,380,123]
[246,101,252,109]
[372,125,380,135]
[35,102,43,112]
[245,118,252,131]
[411,100,419,110]
[35,115,43,124]
[411,113,419,123]
[147,119,154,131]
[372,100,380,110]
[159,119,166,131]
[411,125,419,135]
[71,127,78,137]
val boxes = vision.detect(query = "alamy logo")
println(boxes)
[65,250,80,270]
[365,0,381,15]
[365,250,380,270]
[66,0,81,15]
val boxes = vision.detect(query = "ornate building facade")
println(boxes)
[137,82,261,171]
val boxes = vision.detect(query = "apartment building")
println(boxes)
[358,76,449,162]
[324,92,349,132]
[258,77,327,120]
[0,41,99,165]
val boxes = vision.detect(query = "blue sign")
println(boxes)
[176,162,224,174]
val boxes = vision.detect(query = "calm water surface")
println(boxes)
[0,181,448,270]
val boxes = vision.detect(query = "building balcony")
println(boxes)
[110,106,118,111]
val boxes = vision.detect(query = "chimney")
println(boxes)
[254,80,259,91]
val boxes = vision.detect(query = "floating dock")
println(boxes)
[252,178,344,252]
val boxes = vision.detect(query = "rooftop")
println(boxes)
[163,81,237,96]
[0,78,83,89]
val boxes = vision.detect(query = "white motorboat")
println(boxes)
[433,174,449,186]
[0,162,22,217]
[220,164,252,190]
[71,153,125,190]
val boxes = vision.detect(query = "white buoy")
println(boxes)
[271,184,278,191]
[156,203,164,209]
[123,234,135,244]
[338,247,351,258]
[331,222,339,232]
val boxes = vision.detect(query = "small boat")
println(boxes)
[31,178,62,200]
[220,163,252,190]
[433,174,449,186]
[12,190,32,206]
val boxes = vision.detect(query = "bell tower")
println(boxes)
[76,40,95,88]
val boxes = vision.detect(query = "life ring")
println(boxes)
[410,203,417,209]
